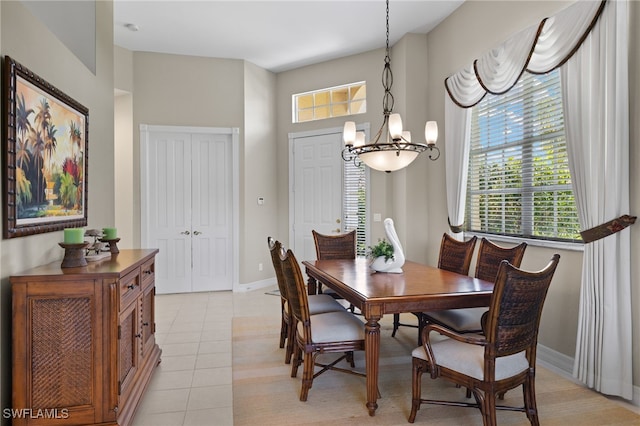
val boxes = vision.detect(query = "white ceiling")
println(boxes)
[114,1,464,73]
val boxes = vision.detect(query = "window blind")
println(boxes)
[466,70,581,242]
[343,160,367,255]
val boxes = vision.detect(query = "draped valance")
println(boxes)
[445,0,606,108]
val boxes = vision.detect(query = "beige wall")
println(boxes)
[0,0,115,417]
[243,61,278,280]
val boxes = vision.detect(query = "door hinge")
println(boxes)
[118,380,122,395]
[118,325,121,340]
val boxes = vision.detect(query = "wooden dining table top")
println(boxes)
[303,257,494,314]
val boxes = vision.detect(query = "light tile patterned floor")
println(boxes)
[132,288,639,425]
[132,289,270,426]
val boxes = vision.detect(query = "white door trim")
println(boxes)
[140,124,240,291]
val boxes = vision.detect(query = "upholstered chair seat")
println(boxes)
[412,339,528,381]
[424,307,488,334]
[297,311,364,343]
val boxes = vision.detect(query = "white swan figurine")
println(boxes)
[370,218,405,273]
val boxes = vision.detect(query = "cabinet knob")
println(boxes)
[135,333,142,338]
[127,284,136,290]
[180,231,190,235]
[143,322,150,327]
[144,270,153,275]
[193,231,202,235]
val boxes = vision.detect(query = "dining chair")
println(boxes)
[312,229,357,310]
[408,254,560,425]
[392,233,478,341]
[268,237,345,364]
[421,238,528,335]
[279,246,366,402]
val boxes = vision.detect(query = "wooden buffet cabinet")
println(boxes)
[11,249,162,426]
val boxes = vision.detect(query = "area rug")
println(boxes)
[232,315,640,425]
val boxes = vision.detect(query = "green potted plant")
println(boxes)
[368,238,394,262]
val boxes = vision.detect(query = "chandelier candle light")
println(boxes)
[342,0,439,173]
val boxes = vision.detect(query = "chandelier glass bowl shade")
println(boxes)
[342,0,439,173]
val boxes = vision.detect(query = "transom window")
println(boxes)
[293,82,366,123]
[465,70,581,242]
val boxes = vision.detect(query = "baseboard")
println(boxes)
[537,343,640,408]
[233,277,276,292]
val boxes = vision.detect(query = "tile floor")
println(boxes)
[132,289,278,426]
[132,287,640,425]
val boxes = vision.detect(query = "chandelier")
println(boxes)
[342,0,439,173]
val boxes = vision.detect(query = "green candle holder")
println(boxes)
[100,237,121,254]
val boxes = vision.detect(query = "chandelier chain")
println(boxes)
[382,0,393,116]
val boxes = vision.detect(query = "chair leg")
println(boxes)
[523,374,540,426]
[299,352,314,401]
[480,391,497,426]
[345,351,355,367]
[285,318,296,364]
[291,344,302,378]
[392,313,400,337]
[408,357,425,423]
[279,300,287,348]
[417,315,425,346]
[279,316,287,349]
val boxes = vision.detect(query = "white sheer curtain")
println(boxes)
[561,0,632,399]
[444,95,470,240]
[443,0,633,398]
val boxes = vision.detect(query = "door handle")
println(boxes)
[193,231,202,235]
[180,231,190,235]
[333,228,341,233]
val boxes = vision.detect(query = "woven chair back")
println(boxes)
[279,248,311,325]
[312,230,356,260]
[474,238,527,283]
[485,255,560,357]
[437,233,477,275]
[267,237,288,300]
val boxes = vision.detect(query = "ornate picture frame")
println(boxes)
[3,56,89,238]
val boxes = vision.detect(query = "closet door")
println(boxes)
[191,133,233,292]
[143,131,193,294]
[141,126,234,294]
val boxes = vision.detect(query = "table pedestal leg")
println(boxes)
[365,314,381,416]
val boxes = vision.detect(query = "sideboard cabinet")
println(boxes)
[11,249,161,426]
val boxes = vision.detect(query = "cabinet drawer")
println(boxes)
[141,258,155,289]
[120,269,141,309]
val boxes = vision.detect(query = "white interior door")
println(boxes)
[291,130,344,262]
[191,133,233,292]
[141,126,234,294]
[142,130,193,294]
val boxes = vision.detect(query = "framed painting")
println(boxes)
[3,56,89,238]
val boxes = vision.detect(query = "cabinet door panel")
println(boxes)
[141,284,155,359]
[118,299,140,400]
[12,281,100,425]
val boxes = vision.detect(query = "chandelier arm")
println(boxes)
[427,146,441,161]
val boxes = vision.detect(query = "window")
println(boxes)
[465,70,581,242]
[293,82,366,123]
[343,159,367,256]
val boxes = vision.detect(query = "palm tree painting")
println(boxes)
[4,57,89,238]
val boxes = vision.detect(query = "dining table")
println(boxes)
[302,257,494,416]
